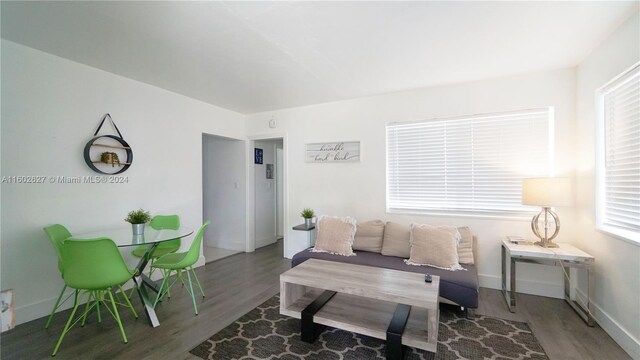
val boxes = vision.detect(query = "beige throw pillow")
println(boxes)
[311,215,357,256]
[457,226,474,265]
[380,222,411,258]
[405,224,465,271]
[353,220,385,253]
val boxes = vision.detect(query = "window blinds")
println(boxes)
[600,65,640,237]
[386,108,552,214]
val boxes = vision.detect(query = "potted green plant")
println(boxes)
[125,209,151,236]
[300,208,315,227]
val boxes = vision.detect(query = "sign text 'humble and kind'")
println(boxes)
[305,141,360,163]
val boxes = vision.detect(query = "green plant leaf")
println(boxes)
[124,209,151,224]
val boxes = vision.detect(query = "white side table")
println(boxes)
[501,239,595,326]
[292,223,316,248]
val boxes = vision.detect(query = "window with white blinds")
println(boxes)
[597,64,640,243]
[386,108,553,215]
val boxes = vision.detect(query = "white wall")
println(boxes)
[0,40,245,325]
[202,134,246,252]
[246,68,578,299]
[575,12,640,359]
[254,139,278,248]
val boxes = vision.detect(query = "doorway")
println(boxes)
[248,135,286,258]
[202,134,245,262]
[253,138,284,254]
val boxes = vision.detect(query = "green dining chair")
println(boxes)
[152,221,209,315]
[43,224,73,329]
[52,238,138,357]
[131,215,181,269]
[128,215,181,298]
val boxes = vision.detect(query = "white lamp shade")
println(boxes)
[522,177,572,207]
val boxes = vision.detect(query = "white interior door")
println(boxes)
[202,134,246,252]
[254,140,277,249]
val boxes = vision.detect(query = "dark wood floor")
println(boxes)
[1,241,630,360]
[477,288,630,360]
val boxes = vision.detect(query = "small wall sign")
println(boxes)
[306,141,360,163]
[254,148,263,164]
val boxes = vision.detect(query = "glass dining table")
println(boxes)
[70,225,194,328]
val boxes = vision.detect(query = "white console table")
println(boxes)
[501,239,595,326]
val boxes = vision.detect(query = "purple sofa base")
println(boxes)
[291,248,479,309]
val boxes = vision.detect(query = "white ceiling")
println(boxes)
[1,1,637,114]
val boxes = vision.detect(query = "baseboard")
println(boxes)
[205,241,244,252]
[14,292,75,326]
[12,259,203,327]
[574,288,640,359]
[255,236,277,249]
[195,255,206,268]
[478,274,564,299]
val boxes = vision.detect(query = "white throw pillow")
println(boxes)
[405,224,465,271]
[311,215,357,256]
[380,222,411,258]
[353,220,385,253]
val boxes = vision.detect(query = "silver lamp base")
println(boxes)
[534,240,559,248]
[531,207,560,248]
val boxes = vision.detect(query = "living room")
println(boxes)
[1,1,638,360]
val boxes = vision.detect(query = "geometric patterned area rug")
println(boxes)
[190,295,548,360]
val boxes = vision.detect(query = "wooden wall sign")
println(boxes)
[83,114,133,174]
[305,141,360,163]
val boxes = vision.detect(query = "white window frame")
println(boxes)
[595,63,640,244]
[385,108,554,220]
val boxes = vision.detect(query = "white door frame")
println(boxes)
[246,133,288,255]
[275,147,285,238]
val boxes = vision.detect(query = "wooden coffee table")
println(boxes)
[280,259,440,359]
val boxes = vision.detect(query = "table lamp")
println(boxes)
[522,177,571,248]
